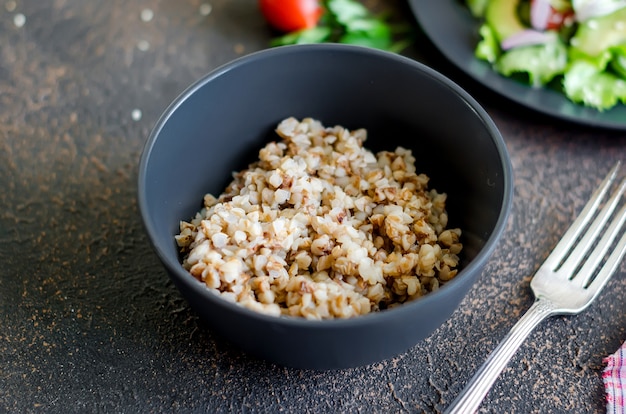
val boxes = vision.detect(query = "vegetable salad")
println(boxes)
[467,0,626,111]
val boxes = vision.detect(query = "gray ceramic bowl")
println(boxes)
[138,44,513,370]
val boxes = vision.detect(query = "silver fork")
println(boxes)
[445,162,626,414]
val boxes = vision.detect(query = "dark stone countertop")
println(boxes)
[0,1,624,413]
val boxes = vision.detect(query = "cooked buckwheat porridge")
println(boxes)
[175,117,462,319]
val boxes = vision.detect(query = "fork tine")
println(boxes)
[573,202,626,288]
[543,162,622,271]
[584,230,626,305]
[557,177,626,279]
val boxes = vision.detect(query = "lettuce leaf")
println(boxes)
[563,60,626,110]
[495,39,568,86]
[609,44,626,78]
[475,23,500,64]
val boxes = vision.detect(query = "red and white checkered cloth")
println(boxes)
[603,341,626,414]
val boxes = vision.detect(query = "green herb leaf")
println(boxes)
[340,31,391,50]
[271,26,332,47]
[326,0,370,25]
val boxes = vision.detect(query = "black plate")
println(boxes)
[408,0,626,130]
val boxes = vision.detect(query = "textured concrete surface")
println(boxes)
[0,0,624,413]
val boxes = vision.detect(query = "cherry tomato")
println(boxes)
[531,0,575,31]
[545,8,574,30]
[259,0,323,33]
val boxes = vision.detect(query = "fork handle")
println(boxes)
[444,299,556,414]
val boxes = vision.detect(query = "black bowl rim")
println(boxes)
[137,43,514,330]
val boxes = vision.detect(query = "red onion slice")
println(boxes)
[501,29,555,50]
[531,0,552,30]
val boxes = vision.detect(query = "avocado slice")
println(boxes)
[467,0,490,17]
[485,0,525,42]
[571,7,626,57]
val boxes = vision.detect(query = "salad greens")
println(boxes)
[466,0,626,111]
[270,0,412,53]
